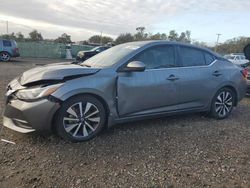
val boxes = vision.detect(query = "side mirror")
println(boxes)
[123,61,146,72]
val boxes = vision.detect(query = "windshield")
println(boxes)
[81,43,141,68]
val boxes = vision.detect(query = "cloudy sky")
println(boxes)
[0,0,249,45]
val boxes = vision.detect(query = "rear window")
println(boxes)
[2,40,12,47]
[240,56,246,60]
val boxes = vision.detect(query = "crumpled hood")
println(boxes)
[19,63,100,86]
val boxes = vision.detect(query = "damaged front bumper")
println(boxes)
[3,98,60,133]
[3,116,35,133]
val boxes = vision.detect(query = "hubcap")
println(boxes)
[215,91,233,117]
[63,102,100,138]
[1,53,10,61]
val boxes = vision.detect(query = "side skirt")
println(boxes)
[108,106,209,128]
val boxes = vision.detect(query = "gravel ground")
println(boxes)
[0,58,250,188]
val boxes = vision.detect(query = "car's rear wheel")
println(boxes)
[55,95,106,142]
[0,52,11,62]
[210,88,235,119]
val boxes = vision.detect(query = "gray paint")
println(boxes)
[3,41,247,133]
[19,63,100,85]
[4,99,60,131]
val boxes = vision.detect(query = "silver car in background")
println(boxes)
[224,53,249,67]
[3,41,247,142]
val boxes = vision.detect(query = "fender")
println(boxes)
[51,74,119,123]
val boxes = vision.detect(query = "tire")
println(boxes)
[210,88,235,119]
[0,52,11,62]
[55,95,106,142]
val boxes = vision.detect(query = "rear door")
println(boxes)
[176,46,219,109]
[117,45,180,116]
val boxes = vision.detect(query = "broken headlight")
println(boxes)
[15,83,63,100]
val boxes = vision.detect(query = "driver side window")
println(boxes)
[132,45,176,69]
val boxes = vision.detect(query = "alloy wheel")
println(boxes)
[0,52,10,62]
[215,91,233,118]
[63,102,101,138]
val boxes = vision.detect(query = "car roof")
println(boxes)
[125,40,219,57]
[0,39,16,42]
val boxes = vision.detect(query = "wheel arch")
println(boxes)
[57,89,111,114]
[212,85,238,107]
[223,85,238,106]
[0,51,11,55]
[51,92,111,132]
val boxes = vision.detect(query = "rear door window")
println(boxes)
[204,52,216,65]
[179,46,206,67]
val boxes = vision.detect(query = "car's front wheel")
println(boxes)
[210,88,235,119]
[0,52,11,62]
[55,95,106,142]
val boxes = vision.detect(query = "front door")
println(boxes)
[117,45,180,116]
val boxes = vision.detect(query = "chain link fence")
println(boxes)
[17,41,93,59]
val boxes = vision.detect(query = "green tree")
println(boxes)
[178,32,186,42]
[115,33,134,44]
[192,40,208,48]
[16,32,24,41]
[160,33,167,40]
[101,36,114,44]
[216,37,250,54]
[89,35,113,44]
[149,33,167,40]
[29,30,43,41]
[88,35,101,44]
[0,32,16,40]
[134,27,148,41]
[168,30,179,41]
[55,33,72,44]
[178,31,191,43]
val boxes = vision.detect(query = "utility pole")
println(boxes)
[215,33,221,52]
[6,21,8,34]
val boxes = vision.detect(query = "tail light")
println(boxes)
[12,48,19,54]
[241,68,248,79]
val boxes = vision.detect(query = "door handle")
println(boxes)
[167,74,179,81]
[212,70,222,77]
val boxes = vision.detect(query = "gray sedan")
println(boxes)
[3,41,247,142]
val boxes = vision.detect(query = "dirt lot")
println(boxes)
[0,58,250,188]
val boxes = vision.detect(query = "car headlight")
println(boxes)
[77,51,85,58]
[15,83,63,100]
